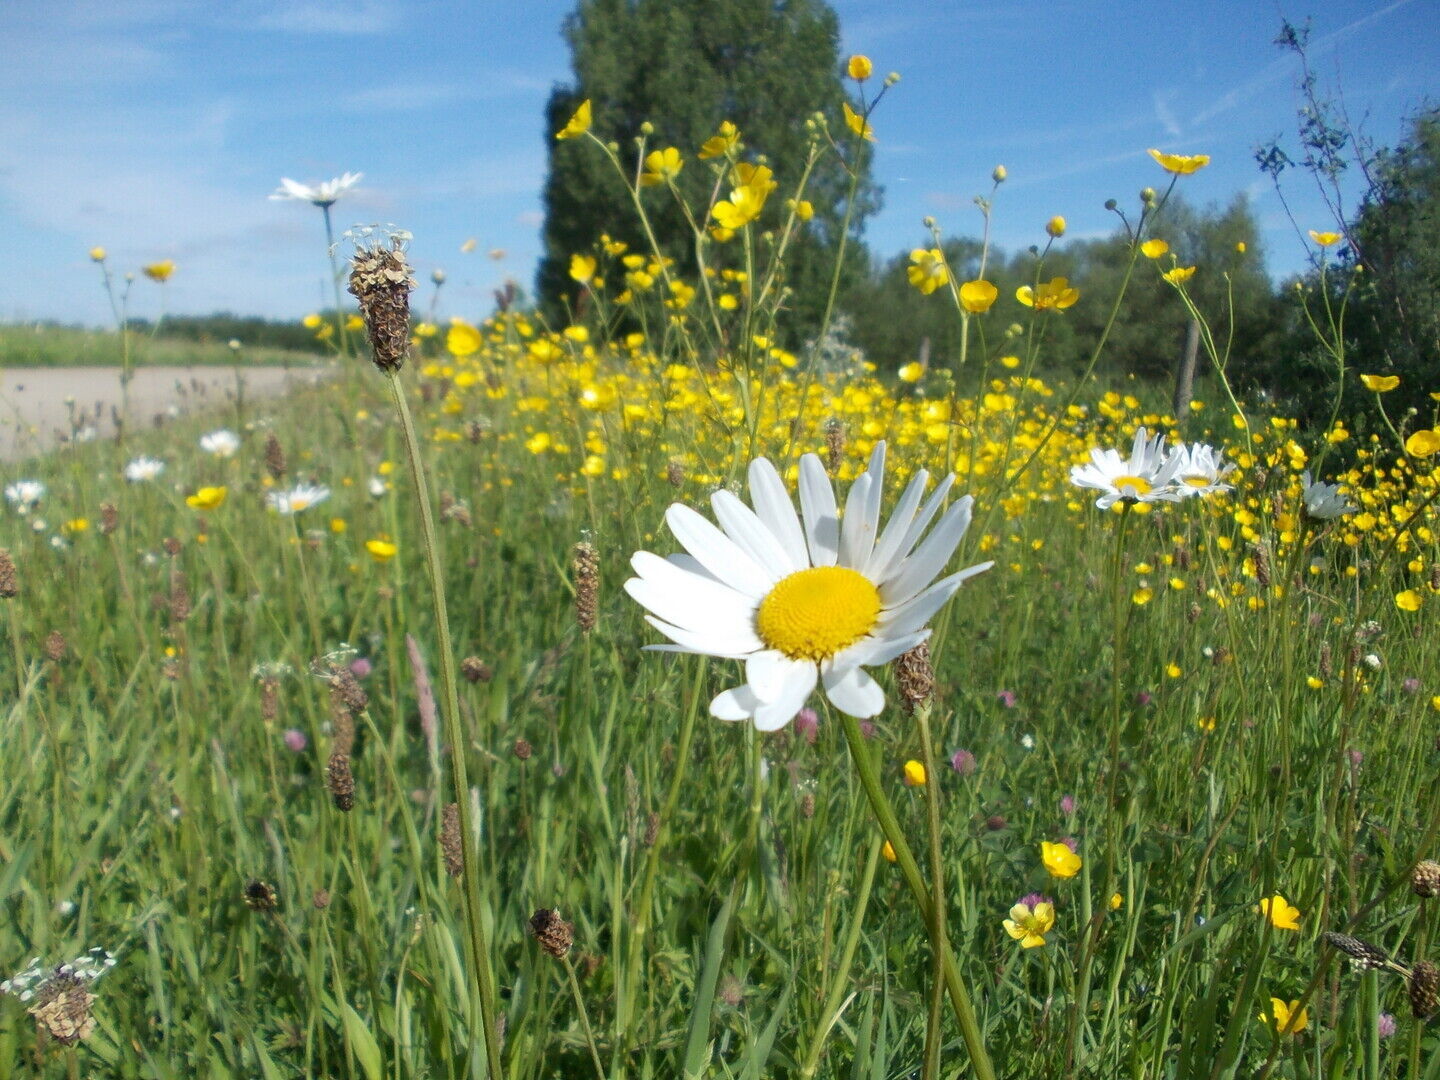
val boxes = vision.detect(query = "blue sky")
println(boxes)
[1,0,1434,327]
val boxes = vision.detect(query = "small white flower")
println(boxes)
[1167,442,1234,498]
[368,477,387,498]
[1069,427,1184,509]
[1364,653,1382,670]
[74,426,97,443]
[56,900,76,916]
[626,442,991,730]
[124,457,166,483]
[200,430,241,458]
[31,518,47,533]
[266,484,331,515]
[49,535,67,551]
[269,172,363,208]
[1020,734,1035,750]
[5,480,45,511]
[1301,471,1357,520]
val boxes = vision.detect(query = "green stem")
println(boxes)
[836,710,995,1080]
[915,700,946,1080]
[384,371,503,1080]
[564,956,608,1080]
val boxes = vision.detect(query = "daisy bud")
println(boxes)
[348,237,416,374]
[1412,860,1440,899]
[1141,187,1157,205]
[992,165,1007,183]
[639,121,654,135]
[529,909,574,960]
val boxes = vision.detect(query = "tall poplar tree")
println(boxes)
[537,0,879,335]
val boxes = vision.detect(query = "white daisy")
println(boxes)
[1069,426,1183,509]
[625,443,992,730]
[199,430,241,458]
[4,480,45,512]
[266,484,330,515]
[1301,471,1356,520]
[269,172,362,208]
[1167,441,1234,498]
[124,457,166,483]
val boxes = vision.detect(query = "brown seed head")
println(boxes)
[44,630,66,663]
[1431,563,1440,592]
[327,751,355,812]
[264,433,287,481]
[260,677,280,724]
[666,459,685,487]
[1319,642,1333,678]
[528,908,574,959]
[312,888,331,910]
[168,570,191,622]
[348,239,416,373]
[243,878,278,911]
[1412,860,1440,899]
[1410,960,1439,1018]
[99,502,119,536]
[330,668,368,713]
[512,738,533,762]
[28,973,96,1045]
[824,417,845,473]
[0,549,16,599]
[894,641,935,713]
[441,802,464,877]
[1323,931,1395,971]
[461,655,493,683]
[1253,543,1271,587]
[572,540,599,633]
[162,536,182,557]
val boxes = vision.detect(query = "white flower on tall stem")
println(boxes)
[4,481,45,512]
[199,429,241,458]
[1301,471,1357,520]
[269,173,362,208]
[124,457,166,483]
[1167,441,1234,498]
[266,484,331,515]
[625,443,992,730]
[1069,426,1183,509]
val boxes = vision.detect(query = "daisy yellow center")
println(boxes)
[1112,475,1151,495]
[755,566,881,662]
[1182,474,1211,488]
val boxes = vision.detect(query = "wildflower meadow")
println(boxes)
[4,48,1440,1080]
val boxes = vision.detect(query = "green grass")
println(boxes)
[0,355,1435,1079]
[0,324,323,368]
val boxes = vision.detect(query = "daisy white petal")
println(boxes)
[891,473,956,577]
[712,489,800,576]
[624,565,755,636]
[748,458,808,569]
[797,454,840,567]
[881,495,974,607]
[711,683,764,721]
[746,649,794,701]
[830,629,932,674]
[753,663,817,730]
[665,503,773,597]
[821,665,885,718]
[643,615,759,658]
[864,468,928,580]
[837,473,875,568]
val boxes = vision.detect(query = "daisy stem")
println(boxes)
[836,710,995,1080]
[915,699,946,1080]
[563,954,608,1080]
[384,370,504,1080]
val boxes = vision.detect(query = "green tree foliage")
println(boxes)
[538,0,879,333]
[1344,107,1440,417]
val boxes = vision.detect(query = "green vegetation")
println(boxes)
[0,323,324,369]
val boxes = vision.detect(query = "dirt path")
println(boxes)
[0,366,331,463]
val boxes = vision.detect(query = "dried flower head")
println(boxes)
[529,909,574,959]
[461,656,493,683]
[99,502,119,536]
[823,417,845,473]
[44,630,66,663]
[1324,931,1401,973]
[264,433,287,481]
[28,972,96,1044]
[348,234,416,374]
[512,738,533,761]
[894,640,935,713]
[243,879,279,912]
[1413,860,1440,899]
[327,750,355,812]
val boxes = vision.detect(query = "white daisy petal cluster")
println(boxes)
[1070,427,1233,508]
[1301,471,1357,520]
[626,443,992,731]
[123,456,166,483]
[4,481,45,512]
[266,484,331,515]
[269,172,362,208]
[199,429,241,458]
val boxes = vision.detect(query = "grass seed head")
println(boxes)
[1410,961,1439,1018]
[441,802,464,878]
[895,640,935,713]
[0,549,18,599]
[99,502,119,536]
[1324,931,1396,971]
[824,417,845,473]
[264,433,287,480]
[348,239,416,374]
[243,879,278,912]
[44,630,66,663]
[326,750,355,812]
[572,540,599,633]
